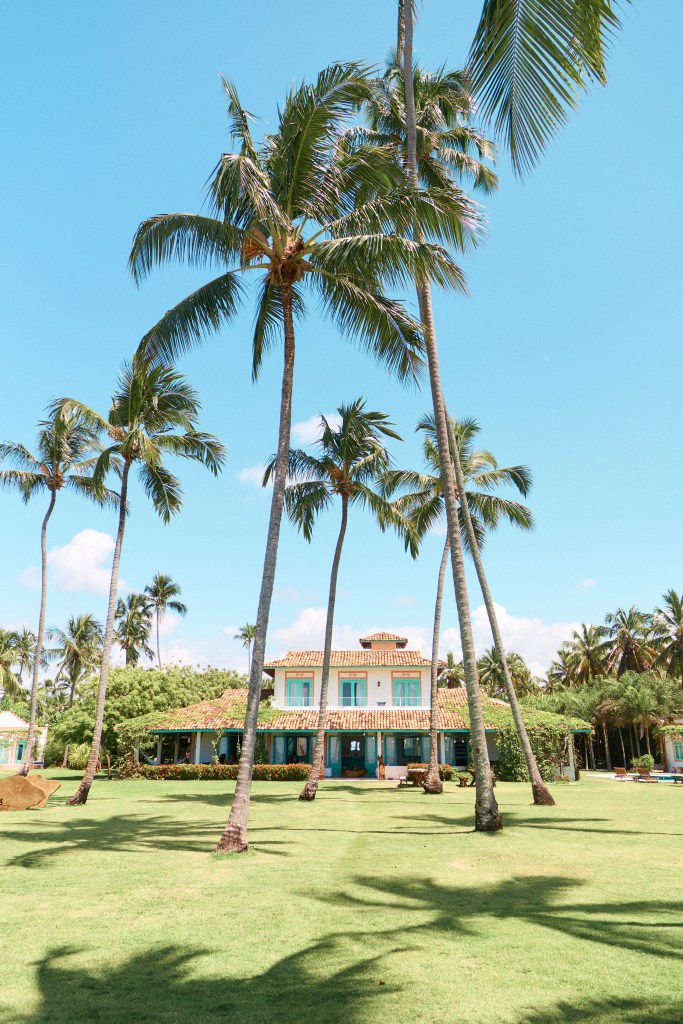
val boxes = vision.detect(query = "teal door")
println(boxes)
[16,741,25,763]
[341,734,365,772]
[328,734,341,777]
[365,734,377,777]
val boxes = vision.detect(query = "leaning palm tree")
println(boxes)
[57,352,225,805]
[50,612,103,768]
[385,414,539,796]
[114,594,154,666]
[144,574,187,668]
[0,407,111,775]
[605,607,655,677]
[0,630,21,698]
[397,0,628,822]
[129,63,476,852]
[652,589,683,685]
[266,398,406,802]
[234,624,256,676]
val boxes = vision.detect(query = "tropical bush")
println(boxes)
[494,723,577,783]
[130,762,310,781]
[65,743,92,771]
[406,762,457,781]
[630,754,655,770]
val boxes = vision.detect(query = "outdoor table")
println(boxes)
[407,767,427,786]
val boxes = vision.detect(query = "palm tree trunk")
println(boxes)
[156,609,162,669]
[247,643,252,678]
[300,495,349,800]
[424,538,449,793]
[18,490,57,777]
[216,286,296,852]
[602,723,612,771]
[403,7,500,830]
[644,727,651,755]
[445,417,554,806]
[67,462,130,805]
[618,727,627,769]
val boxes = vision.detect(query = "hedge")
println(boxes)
[130,762,310,781]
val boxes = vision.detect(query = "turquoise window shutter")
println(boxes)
[420,736,431,763]
[273,736,286,764]
[384,735,397,765]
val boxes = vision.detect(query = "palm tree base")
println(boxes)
[15,764,30,778]
[66,779,92,806]
[532,780,556,806]
[475,802,503,832]
[423,773,443,794]
[215,823,248,854]
[298,780,319,801]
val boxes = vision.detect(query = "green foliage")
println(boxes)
[630,754,655,771]
[49,666,246,762]
[405,762,457,781]
[253,733,268,765]
[0,693,30,716]
[65,743,92,771]
[134,762,310,781]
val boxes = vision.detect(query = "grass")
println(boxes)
[2,773,682,1024]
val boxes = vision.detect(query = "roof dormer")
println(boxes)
[359,632,409,650]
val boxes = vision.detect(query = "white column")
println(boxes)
[567,731,576,781]
[194,731,202,764]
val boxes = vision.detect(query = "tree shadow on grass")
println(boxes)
[319,873,683,963]
[515,996,682,1024]
[12,941,401,1024]
[0,813,294,869]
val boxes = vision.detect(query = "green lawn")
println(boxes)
[2,773,681,1024]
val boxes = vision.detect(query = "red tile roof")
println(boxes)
[140,687,511,733]
[360,632,408,647]
[264,649,431,670]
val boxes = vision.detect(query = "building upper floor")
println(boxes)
[264,632,434,710]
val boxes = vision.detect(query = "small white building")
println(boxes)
[0,710,48,769]
[663,716,683,770]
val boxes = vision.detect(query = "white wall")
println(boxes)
[271,666,428,709]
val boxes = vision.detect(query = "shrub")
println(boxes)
[131,762,310,781]
[631,754,655,770]
[66,743,91,771]
[406,763,456,781]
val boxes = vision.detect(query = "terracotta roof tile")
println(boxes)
[264,649,430,668]
[140,686,511,733]
[359,631,408,647]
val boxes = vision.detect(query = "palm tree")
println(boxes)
[652,589,683,685]
[234,624,256,677]
[58,352,225,805]
[605,607,655,677]
[0,407,111,775]
[546,648,574,692]
[115,594,154,666]
[564,624,610,684]
[438,651,464,688]
[384,414,535,794]
[49,612,103,768]
[397,0,628,819]
[0,630,21,698]
[478,648,535,700]
[268,398,406,801]
[144,574,187,668]
[129,63,474,853]
[13,628,37,684]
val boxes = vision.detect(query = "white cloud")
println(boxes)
[271,607,327,652]
[394,595,415,607]
[574,578,597,592]
[292,413,342,446]
[158,612,182,637]
[20,529,125,596]
[441,602,578,678]
[236,464,271,488]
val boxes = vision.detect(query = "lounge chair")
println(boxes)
[613,767,631,780]
[635,766,658,783]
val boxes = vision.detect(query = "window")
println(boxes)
[674,740,683,761]
[285,677,312,706]
[340,678,366,706]
[286,735,309,763]
[393,734,424,766]
[393,677,420,706]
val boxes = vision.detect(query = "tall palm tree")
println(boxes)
[384,414,535,794]
[605,607,655,677]
[144,574,187,668]
[57,352,225,805]
[564,624,610,684]
[267,398,406,802]
[114,594,154,666]
[652,589,683,685]
[13,628,37,684]
[50,612,103,768]
[546,647,574,691]
[478,648,535,700]
[0,407,111,776]
[129,63,474,853]
[234,624,256,676]
[0,630,21,698]
[397,0,628,819]
[438,650,464,688]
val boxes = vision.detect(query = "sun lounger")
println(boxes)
[635,767,658,783]
[613,767,631,780]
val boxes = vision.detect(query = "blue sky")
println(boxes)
[2,1,681,676]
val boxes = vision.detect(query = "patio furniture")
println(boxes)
[407,766,428,787]
[674,768,683,785]
[635,767,658,783]
[613,767,631,780]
